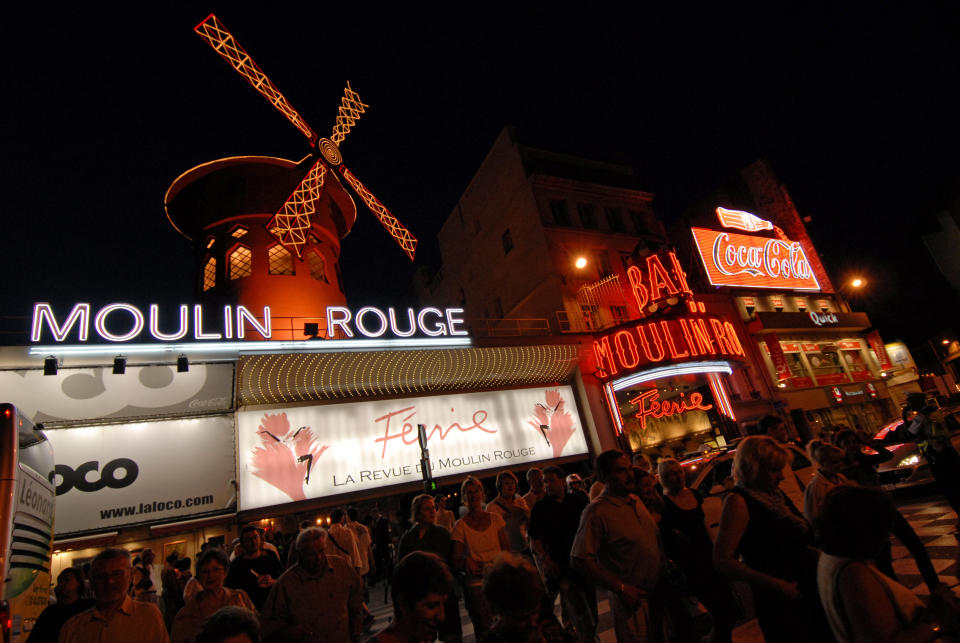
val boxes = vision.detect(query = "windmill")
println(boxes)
[193,13,417,261]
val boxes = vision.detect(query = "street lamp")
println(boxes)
[574,256,588,269]
[850,277,865,288]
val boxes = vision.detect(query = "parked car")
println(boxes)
[680,442,816,539]
[870,419,935,491]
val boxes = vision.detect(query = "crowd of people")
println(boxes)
[27,395,960,642]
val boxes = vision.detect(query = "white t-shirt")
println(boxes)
[451,512,507,572]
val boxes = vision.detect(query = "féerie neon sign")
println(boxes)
[30,303,468,343]
[630,389,713,430]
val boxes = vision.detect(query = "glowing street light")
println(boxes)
[574,256,588,270]
[850,277,865,288]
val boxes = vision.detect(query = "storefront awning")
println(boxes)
[237,344,582,406]
[746,311,871,334]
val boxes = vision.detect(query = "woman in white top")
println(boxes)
[816,485,958,642]
[803,439,848,523]
[451,475,509,640]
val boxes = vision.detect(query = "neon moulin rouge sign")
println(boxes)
[690,207,821,291]
[30,303,468,343]
[592,314,746,381]
[590,247,746,381]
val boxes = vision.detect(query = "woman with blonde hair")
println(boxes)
[451,476,509,639]
[804,439,849,523]
[714,436,832,642]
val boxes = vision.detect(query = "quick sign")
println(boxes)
[690,228,821,291]
[44,416,236,535]
[236,386,589,511]
[30,303,467,343]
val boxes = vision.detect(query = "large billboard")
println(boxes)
[0,363,234,425]
[45,416,236,535]
[237,386,589,511]
[691,227,821,291]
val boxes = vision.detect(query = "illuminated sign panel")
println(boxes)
[30,303,468,343]
[690,228,821,291]
[592,313,746,381]
[236,386,589,510]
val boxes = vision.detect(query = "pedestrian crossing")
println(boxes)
[365,493,959,642]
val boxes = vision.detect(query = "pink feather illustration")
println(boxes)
[250,412,328,501]
[528,389,577,458]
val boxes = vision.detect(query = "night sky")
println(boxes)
[3,4,958,349]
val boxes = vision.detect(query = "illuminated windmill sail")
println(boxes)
[194,14,417,260]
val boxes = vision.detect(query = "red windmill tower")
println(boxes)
[164,14,417,339]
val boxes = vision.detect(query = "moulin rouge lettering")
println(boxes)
[373,405,496,459]
[630,389,713,430]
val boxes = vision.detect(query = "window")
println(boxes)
[550,200,571,226]
[205,236,216,249]
[630,211,649,234]
[228,245,253,280]
[605,208,623,232]
[307,250,328,283]
[267,244,295,275]
[202,257,216,291]
[611,305,628,325]
[501,229,513,255]
[594,250,612,277]
[578,204,598,229]
[229,225,249,239]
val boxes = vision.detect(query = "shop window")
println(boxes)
[228,245,253,280]
[267,244,295,275]
[804,343,847,380]
[550,200,571,226]
[229,225,249,239]
[307,250,328,283]
[502,229,513,255]
[606,207,624,232]
[202,256,216,291]
[578,204,598,229]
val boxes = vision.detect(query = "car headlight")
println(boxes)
[897,455,920,468]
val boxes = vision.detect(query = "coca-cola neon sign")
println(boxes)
[630,388,713,430]
[691,227,821,291]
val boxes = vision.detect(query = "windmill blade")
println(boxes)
[267,159,327,258]
[194,14,317,144]
[339,166,417,261]
[330,82,368,146]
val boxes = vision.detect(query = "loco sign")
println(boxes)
[593,313,746,380]
[691,228,821,291]
[50,459,139,496]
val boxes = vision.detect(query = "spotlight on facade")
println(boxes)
[112,356,127,375]
[177,354,189,373]
[43,356,58,376]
